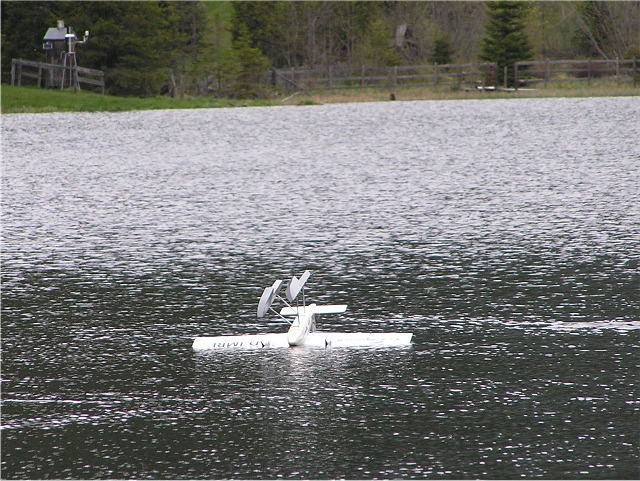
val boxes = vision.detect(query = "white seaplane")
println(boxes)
[192,271,413,350]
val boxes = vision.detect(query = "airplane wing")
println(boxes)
[192,331,412,350]
[280,305,348,316]
[305,332,413,348]
[192,333,289,350]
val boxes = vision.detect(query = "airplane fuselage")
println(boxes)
[286,303,317,346]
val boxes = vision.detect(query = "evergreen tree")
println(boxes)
[354,19,401,67]
[231,2,285,67]
[1,2,200,97]
[480,1,533,86]
[88,2,169,97]
[1,2,58,83]
[163,1,208,98]
[228,23,269,99]
[429,35,454,65]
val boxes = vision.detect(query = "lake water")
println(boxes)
[2,97,639,479]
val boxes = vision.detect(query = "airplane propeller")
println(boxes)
[257,279,283,318]
[286,270,311,302]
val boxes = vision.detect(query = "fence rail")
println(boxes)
[11,58,105,94]
[274,62,498,93]
[274,58,639,94]
[10,57,638,97]
[514,58,639,88]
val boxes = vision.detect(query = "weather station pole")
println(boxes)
[61,27,89,91]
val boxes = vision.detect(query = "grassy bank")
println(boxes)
[290,82,640,105]
[2,82,638,114]
[0,85,272,114]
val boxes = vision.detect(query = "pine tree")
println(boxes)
[0,1,54,81]
[429,35,454,65]
[355,19,402,67]
[480,1,533,87]
[228,23,270,99]
[66,2,172,96]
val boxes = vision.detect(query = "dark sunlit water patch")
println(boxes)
[2,97,639,479]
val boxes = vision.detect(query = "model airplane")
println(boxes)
[192,271,413,350]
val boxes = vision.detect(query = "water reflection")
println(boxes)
[2,97,639,478]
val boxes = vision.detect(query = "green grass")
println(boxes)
[286,81,639,105]
[0,85,274,114]
[2,81,638,114]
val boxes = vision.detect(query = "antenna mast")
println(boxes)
[60,22,89,91]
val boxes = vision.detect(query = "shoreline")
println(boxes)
[2,83,638,114]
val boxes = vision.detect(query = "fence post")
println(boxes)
[634,58,638,87]
[588,58,592,85]
[545,58,550,88]
[11,59,16,86]
[73,65,80,92]
[616,56,620,86]
[289,67,295,94]
[361,65,365,89]
[504,66,508,89]
[514,63,519,91]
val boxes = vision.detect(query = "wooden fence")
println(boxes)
[10,57,638,97]
[273,62,498,93]
[11,58,105,94]
[514,58,639,88]
[274,58,639,94]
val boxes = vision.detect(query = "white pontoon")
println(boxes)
[192,271,413,350]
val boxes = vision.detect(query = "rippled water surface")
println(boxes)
[2,97,639,479]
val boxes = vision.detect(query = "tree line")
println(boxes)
[2,1,639,98]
